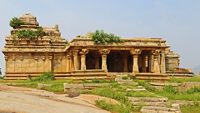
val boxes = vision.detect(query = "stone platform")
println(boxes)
[135,73,170,81]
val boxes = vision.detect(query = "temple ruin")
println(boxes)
[2,14,193,80]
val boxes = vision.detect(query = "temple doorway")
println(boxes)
[138,50,152,73]
[86,50,102,69]
[107,50,132,72]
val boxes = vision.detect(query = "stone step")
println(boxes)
[72,69,105,73]
[136,76,170,80]
[4,76,28,80]
[129,97,168,102]
[129,97,168,107]
[140,105,181,113]
[70,73,107,76]
[132,102,167,106]
[55,76,110,80]
[135,73,169,81]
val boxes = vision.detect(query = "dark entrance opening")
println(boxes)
[107,50,132,72]
[86,50,102,69]
[138,50,152,73]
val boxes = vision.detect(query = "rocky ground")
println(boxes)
[0,85,110,113]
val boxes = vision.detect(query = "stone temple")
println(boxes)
[2,14,193,80]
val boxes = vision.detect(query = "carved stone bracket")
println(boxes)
[48,56,53,60]
[66,54,71,59]
[130,49,141,55]
[153,49,161,56]
[79,49,89,55]
[5,56,8,61]
[99,49,110,55]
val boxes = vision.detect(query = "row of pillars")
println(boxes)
[72,49,166,74]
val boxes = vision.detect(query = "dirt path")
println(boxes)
[0,85,109,113]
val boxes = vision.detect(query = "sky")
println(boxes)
[0,0,200,74]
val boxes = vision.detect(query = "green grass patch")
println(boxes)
[126,91,158,97]
[31,72,54,82]
[181,103,200,113]
[44,83,64,93]
[95,100,132,113]
[154,86,200,101]
[82,79,115,83]
[169,76,200,83]
[136,80,200,101]
[0,78,72,93]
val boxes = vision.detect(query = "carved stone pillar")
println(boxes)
[73,50,79,70]
[160,51,166,73]
[80,49,89,71]
[153,50,161,73]
[66,54,71,72]
[148,54,154,73]
[130,49,141,73]
[48,56,53,72]
[142,55,148,72]
[99,49,110,72]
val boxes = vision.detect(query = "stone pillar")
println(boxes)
[45,56,51,72]
[73,50,79,70]
[160,51,166,73]
[123,55,128,72]
[5,56,8,73]
[99,49,110,72]
[148,54,154,73]
[130,49,141,73]
[142,55,148,72]
[66,54,71,72]
[80,49,88,71]
[153,50,161,73]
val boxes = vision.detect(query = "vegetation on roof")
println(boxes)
[9,17,25,28]
[15,27,45,40]
[92,30,123,44]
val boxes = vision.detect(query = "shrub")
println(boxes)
[163,85,178,94]
[0,76,4,79]
[187,87,200,94]
[10,17,24,28]
[92,30,122,44]
[15,28,45,40]
[32,72,54,82]
[122,76,129,80]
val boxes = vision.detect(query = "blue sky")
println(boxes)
[0,0,200,74]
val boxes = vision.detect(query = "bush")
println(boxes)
[163,85,178,94]
[10,17,24,28]
[122,76,129,80]
[92,30,122,44]
[32,72,54,82]
[15,28,45,40]
[187,87,200,94]
[0,76,4,79]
